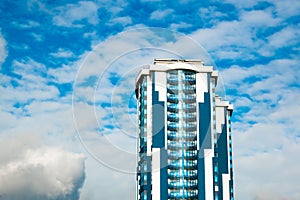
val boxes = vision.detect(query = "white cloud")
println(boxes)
[191,20,253,54]
[31,32,43,41]
[96,0,128,15]
[12,57,47,78]
[170,22,193,30]
[65,22,293,200]
[221,59,299,92]
[0,100,75,144]
[0,58,60,105]
[0,145,85,200]
[198,6,227,24]
[139,0,161,2]
[72,102,99,132]
[53,1,99,27]
[150,9,173,20]
[0,57,76,139]
[107,16,132,26]
[79,156,135,200]
[221,58,299,124]
[50,48,74,58]
[220,57,300,199]
[190,8,284,59]
[234,124,300,200]
[0,32,8,67]
[0,81,59,106]
[268,26,300,48]
[223,0,300,20]
[273,0,300,19]
[48,64,77,84]
[83,30,97,39]
[2,1,299,195]
[71,28,216,175]
[11,20,40,29]
[240,10,280,27]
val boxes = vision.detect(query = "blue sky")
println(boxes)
[0,0,300,199]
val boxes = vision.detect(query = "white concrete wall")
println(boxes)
[204,149,214,200]
[147,75,152,156]
[152,148,161,200]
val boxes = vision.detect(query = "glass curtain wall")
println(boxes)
[167,70,198,199]
[138,77,148,200]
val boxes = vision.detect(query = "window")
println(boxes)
[214,175,218,182]
[214,165,218,172]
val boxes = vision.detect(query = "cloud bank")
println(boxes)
[0,143,85,200]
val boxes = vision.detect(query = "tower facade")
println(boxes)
[136,59,234,200]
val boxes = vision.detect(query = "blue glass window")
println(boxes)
[166,70,198,197]
[214,165,218,172]
[214,175,218,182]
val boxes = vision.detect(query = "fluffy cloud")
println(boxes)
[0,52,86,199]
[48,64,78,84]
[50,48,75,58]
[0,143,85,200]
[107,16,132,26]
[223,0,300,19]
[72,28,218,173]
[0,58,59,105]
[268,26,300,48]
[220,57,300,199]
[53,1,99,27]
[191,8,282,60]
[1,0,299,199]
[150,9,173,20]
[12,20,40,29]
[79,156,135,200]
[234,123,300,200]
[0,32,7,67]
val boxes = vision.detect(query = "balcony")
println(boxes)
[167,79,178,85]
[168,180,198,190]
[167,105,179,112]
[183,79,196,85]
[168,170,197,179]
[167,123,179,131]
[167,133,197,142]
[168,191,198,199]
[167,114,179,122]
[168,152,197,160]
[182,96,196,103]
[168,160,197,170]
[167,95,179,103]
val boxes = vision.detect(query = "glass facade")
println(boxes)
[137,77,150,200]
[228,114,234,200]
[167,70,198,199]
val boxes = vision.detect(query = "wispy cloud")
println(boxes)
[107,16,132,26]
[70,28,221,181]
[150,9,173,20]
[48,64,77,84]
[50,48,75,58]
[170,22,193,30]
[31,32,44,41]
[220,57,300,199]
[0,32,7,67]
[0,0,299,199]
[11,20,41,29]
[191,9,281,60]
[268,26,300,48]
[240,9,280,26]
[53,1,99,27]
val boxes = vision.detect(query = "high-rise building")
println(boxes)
[135,59,234,200]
